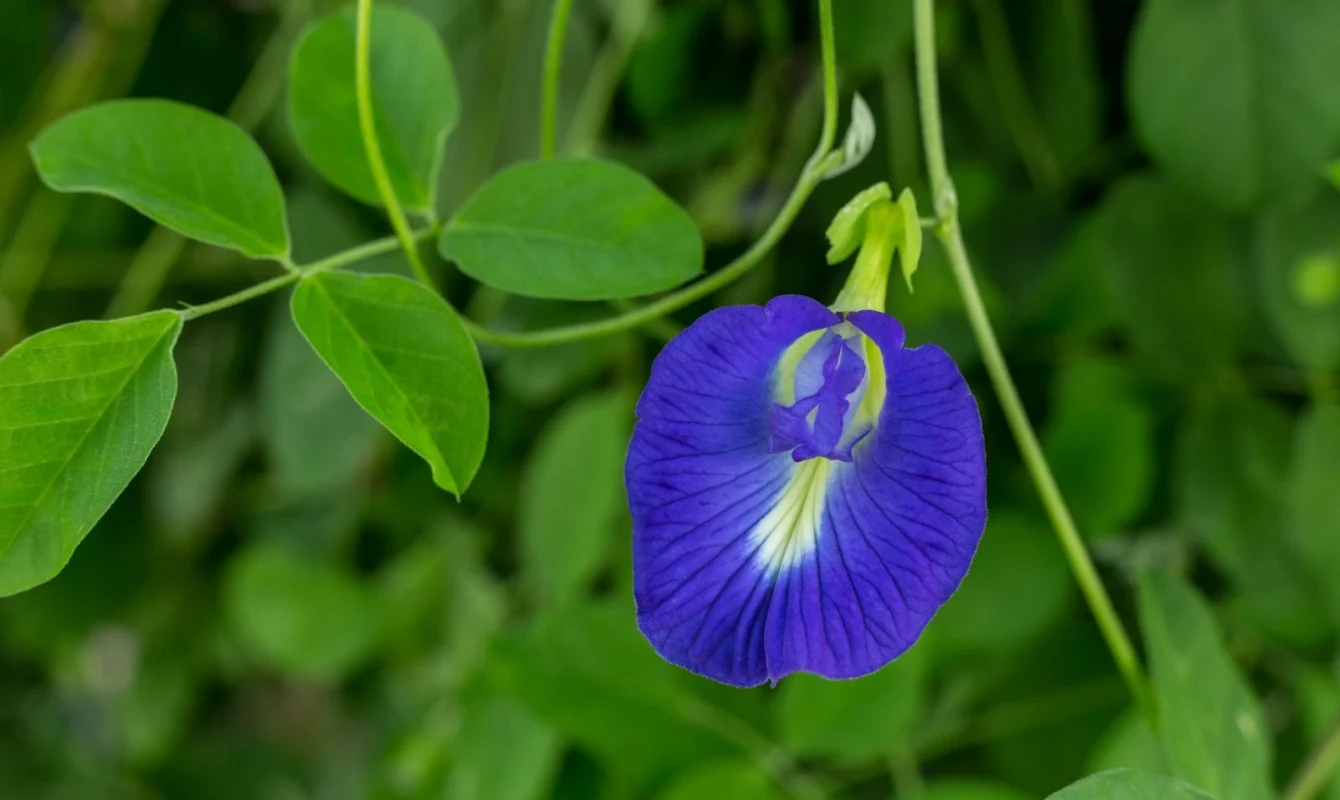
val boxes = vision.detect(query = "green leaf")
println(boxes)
[1176,395,1332,646]
[223,544,381,681]
[447,690,562,800]
[1138,572,1273,800]
[776,639,926,761]
[439,158,703,300]
[918,781,1032,800]
[1042,358,1153,538]
[931,511,1073,658]
[486,601,732,782]
[1097,176,1246,382]
[0,311,182,597]
[30,100,289,259]
[290,271,489,496]
[1287,404,1340,625]
[1255,185,1340,373]
[656,761,775,800]
[1128,0,1340,209]
[288,5,458,210]
[1046,769,1213,800]
[520,392,630,605]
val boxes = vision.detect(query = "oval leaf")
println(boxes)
[1047,769,1213,800]
[0,311,182,597]
[1128,0,1340,209]
[224,544,381,681]
[288,6,458,211]
[520,392,629,605]
[290,271,488,496]
[1138,572,1274,800]
[439,158,704,300]
[30,100,288,259]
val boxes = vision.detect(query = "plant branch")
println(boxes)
[912,0,1157,726]
[1286,716,1340,800]
[354,0,436,287]
[540,0,577,158]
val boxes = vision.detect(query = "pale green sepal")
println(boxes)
[826,182,892,264]
[895,187,922,292]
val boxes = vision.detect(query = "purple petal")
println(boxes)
[628,298,986,686]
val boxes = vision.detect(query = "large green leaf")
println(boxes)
[439,158,703,300]
[1047,769,1213,800]
[1097,176,1246,383]
[1128,0,1340,209]
[1287,404,1340,624]
[1138,572,1274,800]
[655,761,775,800]
[1255,185,1340,373]
[520,391,629,605]
[288,6,458,211]
[446,690,562,800]
[776,640,926,762]
[0,311,182,597]
[30,100,289,259]
[223,544,381,681]
[290,271,489,496]
[486,601,733,782]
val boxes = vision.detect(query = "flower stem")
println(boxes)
[911,0,1156,726]
[540,0,577,159]
[1285,715,1340,800]
[468,0,841,348]
[354,0,436,287]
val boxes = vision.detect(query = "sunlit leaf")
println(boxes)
[520,392,630,605]
[288,5,458,210]
[31,100,289,258]
[1138,572,1273,800]
[290,271,489,496]
[1047,769,1212,800]
[0,312,182,597]
[1128,0,1340,209]
[439,158,703,300]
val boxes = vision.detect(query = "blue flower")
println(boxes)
[626,294,986,686]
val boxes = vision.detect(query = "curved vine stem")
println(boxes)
[467,0,841,348]
[912,0,1157,726]
[354,0,436,288]
[540,0,577,158]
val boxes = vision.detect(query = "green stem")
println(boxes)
[468,0,841,349]
[1285,715,1340,800]
[540,0,577,158]
[0,191,74,320]
[911,0,1156,726]
[354,0,436,287]
[105,5,305,319]
[563,0,656,155]
[180,228,436,322]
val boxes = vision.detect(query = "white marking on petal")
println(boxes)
[751,457,836,573]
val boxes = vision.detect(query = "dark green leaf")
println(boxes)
[486,601,732,781]
[290,271,489,496]
[30,100,289,258]
[288,6,458,210]
[223,544,381,681]
[1287,404,1340,624]
[439,158,703,300]
[520,392,630,605]
[1128,0,1340,209]
[0,311,182,597]
[1097,176,1246,382]
[776,639,926,761]
[1255,185,1340,372]
[1047,769,1213,800]
[1138,572,1273,800]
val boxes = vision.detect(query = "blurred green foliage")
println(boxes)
[2,0,1340,798]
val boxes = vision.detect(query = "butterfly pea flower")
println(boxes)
[626,195,987,687]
